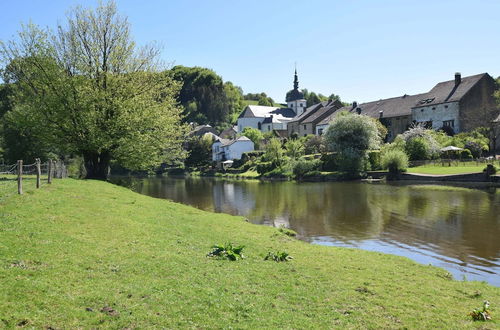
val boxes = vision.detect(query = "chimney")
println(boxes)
[352,101,358,109]
[379,110,384,118]
[455,72,461,86]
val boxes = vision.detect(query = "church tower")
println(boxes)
[286,68,307,116]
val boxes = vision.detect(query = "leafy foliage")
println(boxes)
[170,66,244,126]
[0,2,187,178]
[401,125,440,160]
[285,139,305,159]
[292,158,321,179]
[469,301,492,321]
[264,251,293,262]
[207,242,245,261]
[263,138,285,168]
[380,149,409,174]
[324,112,380,175]
[241,127,264,149]
[185,134,214,169]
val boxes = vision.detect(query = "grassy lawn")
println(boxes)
[407,165,486,175]
[0,179,499,328]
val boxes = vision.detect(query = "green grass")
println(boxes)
[243,99,285,108]
[407,165,486,175]
[1,179,499,328]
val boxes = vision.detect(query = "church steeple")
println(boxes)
[293,68,299,90]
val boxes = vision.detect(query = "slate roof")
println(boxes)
[288,100,331,123]
[214,136,252,147]
[302,100,343,124]
[238,105,296,119]
[412,73,488,108]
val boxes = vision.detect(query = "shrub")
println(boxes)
[405,137,431,161]
[263,167,293,178]
[278,227,297,237]
[207,243,245,261]
[303,135,325,154]
[464,141,485,158]
[368,150,381,170]
[381,149,409,174]
[460,149,473,159]
[256,161,274,175]
[292,159,321,179]
[324,112,381,175]
[320,153,338,171]
[264,251,293,262]
[484,164,497,176]
[402,125,440,158]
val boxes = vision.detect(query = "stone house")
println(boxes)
[318,73,499,141]
[411,73,498,134]
[287,99,343,137]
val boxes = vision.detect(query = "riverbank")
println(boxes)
[1,179,499,328]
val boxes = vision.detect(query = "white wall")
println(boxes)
[227,140,254,160]
[238,117,264,132]
[412,102,460,133]
[287,99,307,116]
[212,142,223,161]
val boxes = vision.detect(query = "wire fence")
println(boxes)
[0,159,68,195]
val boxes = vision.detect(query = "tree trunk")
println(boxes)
[83,151,111,180]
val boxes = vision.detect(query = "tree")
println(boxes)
[241,127,263,149]
[324,112,380,175]
[171,66,243,126]
[284,139,304,159]
[0,1,186,179]
[264,138,284,168]
[185,134,213,169]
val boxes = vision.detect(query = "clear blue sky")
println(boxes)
[1,0,499,103]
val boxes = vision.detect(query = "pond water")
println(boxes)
[111,176,500,286]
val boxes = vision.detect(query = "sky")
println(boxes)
[1,0,499,103]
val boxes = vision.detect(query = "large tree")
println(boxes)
[0,1,186,179]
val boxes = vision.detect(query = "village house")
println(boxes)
[236,70,307,134]
[219,126,238,139]
[287,99,343,137]
[317,73,499,141]
[212,136,254,162]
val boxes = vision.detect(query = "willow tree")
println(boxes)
[0,1,186,179]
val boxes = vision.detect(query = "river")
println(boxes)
[111,176,500,286]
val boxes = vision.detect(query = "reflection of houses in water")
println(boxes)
[211,182,256,216]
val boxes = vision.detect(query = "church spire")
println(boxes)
[293,66,299,90]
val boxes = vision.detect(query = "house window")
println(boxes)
[300,103,303,107]
[258,122,262,130]
[432,107,436,110]
[445,105,449,108]
[421,109,424,112]
[291,104,294,107]
[318,128,323,135]
[443,120,454,128]
[303,125,306,130]
[268,126,271,131]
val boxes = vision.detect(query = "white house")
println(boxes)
[236,69,307,134]
[237,105,295,133]
[212,136,254,162]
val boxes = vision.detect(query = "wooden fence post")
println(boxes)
[48,159,52,184]
[36,158,41,188]
[17,160,23,195]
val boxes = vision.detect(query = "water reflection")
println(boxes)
[111,177,500,286]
